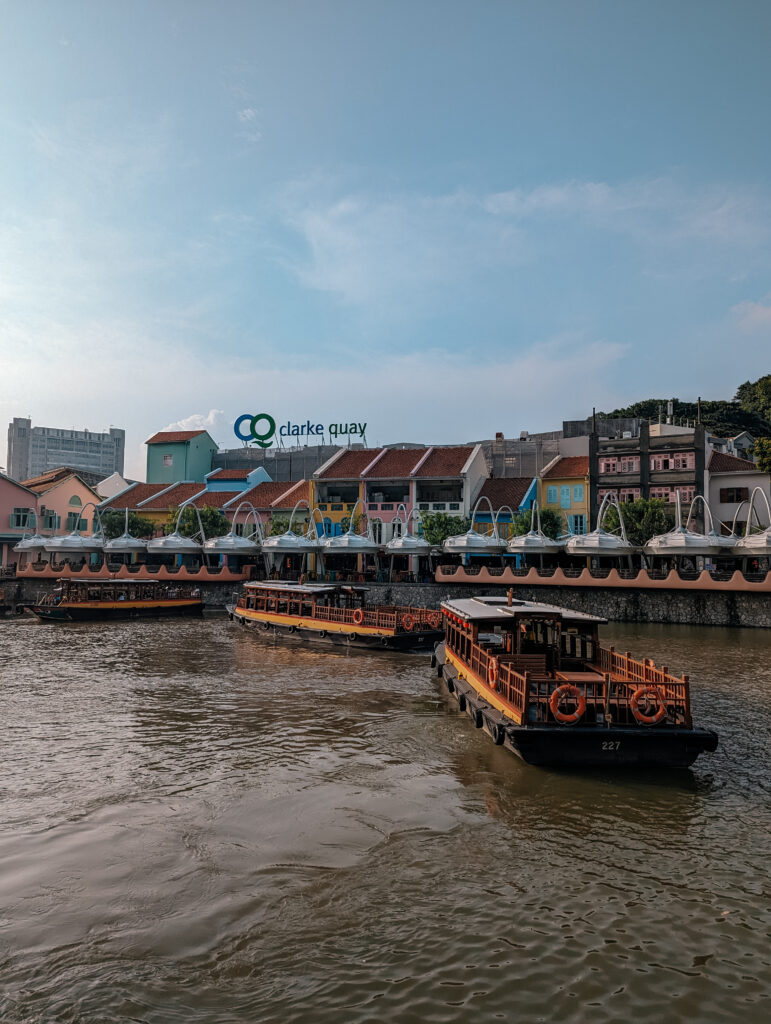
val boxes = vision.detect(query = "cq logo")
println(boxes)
[234,413,276,449]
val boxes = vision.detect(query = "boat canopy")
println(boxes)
[243,581,369,595]
[442,594,607,626]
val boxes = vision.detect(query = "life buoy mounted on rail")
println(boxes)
[352,608,364,626]
[402,614,415,632]
[549,684,586,725]
[630,686,668,725]
[487,657,499,691]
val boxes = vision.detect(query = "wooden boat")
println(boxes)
[227,581,443,651]
[27,579,204,622]
[433,593,718,768]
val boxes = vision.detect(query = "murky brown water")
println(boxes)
[0,615,769,1023]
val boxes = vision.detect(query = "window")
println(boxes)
[568,514,586,534]
[66,512,87,531]
[572,484,584,502]
[68,494,82,506]
[560,485,571,509]
[619,488,641,503]
[546,485,558,504]
[719,487,749,504]
[162,454,173,467]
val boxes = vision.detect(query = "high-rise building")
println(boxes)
[6,417,125,482]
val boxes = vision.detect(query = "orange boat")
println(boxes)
[434,593,718,768]
[27,579,203,622]
[228,581,443,651]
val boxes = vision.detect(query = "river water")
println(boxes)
[0,616,769,1023]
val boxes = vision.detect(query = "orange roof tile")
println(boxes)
[362,448,428,478]
[145,430,207,445]
[317,448,382,479]
[412,446,474,478]
[542,456,589,480]
[208,468,251,479]
[477,477,533,511]
[136,483,204,510]
[708,451,759,473]
[100,483,169,510]
[226,480,306,509]
[190,490,242,509]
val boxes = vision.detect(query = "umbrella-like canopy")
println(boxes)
[44,531,104,554]
[385,532,432,554]
[564,493,635,557]
[103,532,148,554]
[644,493,733,558]
[442,495,506,556]
[203,532,260,554]
[262,530,317,554]
[13,532,49,553]
[323,531,381,554]
[732,487,771,557]
[146,531,202,554]
[506,502,563,556]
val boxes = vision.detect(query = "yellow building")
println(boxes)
[539,456,590,535]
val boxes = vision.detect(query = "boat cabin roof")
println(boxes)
[243,581,369,596]
[442,595,606,627]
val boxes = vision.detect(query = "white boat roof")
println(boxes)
[442,595,606,625]
[243,581,369,594]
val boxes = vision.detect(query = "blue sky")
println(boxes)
[1,0,770,477]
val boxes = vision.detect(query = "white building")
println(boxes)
[6,418,125,482]
[706,451,770,535]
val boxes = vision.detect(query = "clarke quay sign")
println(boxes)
[234,413,367,449]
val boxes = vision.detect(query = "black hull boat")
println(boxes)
[28,579,204,623]
[228,581,442,653]
[433,594,718,770]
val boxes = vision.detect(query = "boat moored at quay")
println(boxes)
[434,593,718,768]
[27,579,204,622]
[228,581,443,651]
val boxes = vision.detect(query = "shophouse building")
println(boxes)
[224,480,310,536]
[312,444,488,542]
[593,422,706,523]
[145,430,219,484]
[7,418,125,481]
[539,457,591,535]
[706,451,771,535]
[471,477,537,538]
[22,468,102,536]
[0,472,41,569]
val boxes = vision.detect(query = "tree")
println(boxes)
[752,437,771,474]
[169,505,229,539]
[339,514,363,534]
[736,375,771,421]
[510,507,562,540]
[603,498,670,547]
[99,509,156,540]
[268,514,307,536]
[419,512,471,546]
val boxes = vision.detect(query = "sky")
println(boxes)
[1,0,770,479]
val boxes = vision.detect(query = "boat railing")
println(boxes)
[446,629,692,728]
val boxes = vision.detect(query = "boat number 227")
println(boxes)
[602,741,621,750]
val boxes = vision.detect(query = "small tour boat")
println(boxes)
[227,581,443,651]
[28,579,204,622]
[433,593,718,768]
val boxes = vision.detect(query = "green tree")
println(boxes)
[420,512,471,546]
[736,375,771,421]
[268,514,307,536]
[603,498,670,547]
[510,507,562,540]
[339,514,363,533]
[99,509,156,539]
[169,505,229,539]
[752,437,771,474]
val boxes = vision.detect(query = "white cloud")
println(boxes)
[161,409,224,433]
[277,176,770,308]
[731,297,771,332]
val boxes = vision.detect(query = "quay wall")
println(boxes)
[5,577,771,628]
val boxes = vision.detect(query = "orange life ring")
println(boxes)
[429,612,442,629]
[487,656,499,690]
[630,686,668,726]
[549,684,586,725]
[402,614,415,632]
[352,608,364,625]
